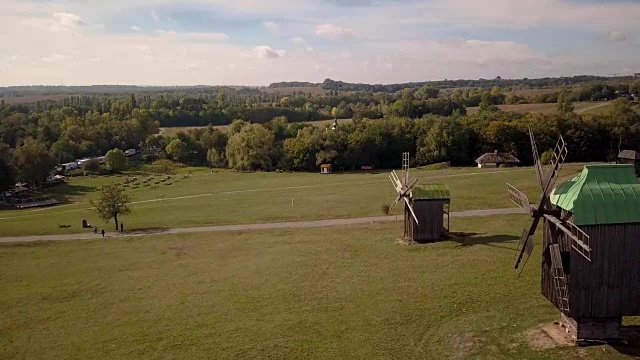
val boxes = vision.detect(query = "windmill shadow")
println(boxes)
[446,231,520,250]
[610,326,640,357]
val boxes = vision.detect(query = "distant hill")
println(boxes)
[319,75,629,93]
[268,81,321,88]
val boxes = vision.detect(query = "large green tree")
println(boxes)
[13,138,56,186]
[105,148,128,172]
[226,124,275,171]
[91,184,132,231]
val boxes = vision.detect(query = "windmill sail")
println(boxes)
[544,214,591,261]
[549,244,570,313]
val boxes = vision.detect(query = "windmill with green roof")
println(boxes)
[508,128,640,342]
[388,152,450,242]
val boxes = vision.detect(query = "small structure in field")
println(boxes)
[320,164,332,174]
[388,152,450,242]
[508,128,640,343]
[475,150,520,168]
[617,149,640,175]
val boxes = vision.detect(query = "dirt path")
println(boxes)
[0,207,524,244]
[576,101,610,114]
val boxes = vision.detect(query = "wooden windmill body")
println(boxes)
[509,130,640,342]
[389,152,450,242]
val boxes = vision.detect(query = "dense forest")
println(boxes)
[267,75,634,93]
[1,76,639,192]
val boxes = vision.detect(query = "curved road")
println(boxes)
[0,207,524,244]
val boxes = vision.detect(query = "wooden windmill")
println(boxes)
[508,128,640,342]
[389,152,450,242]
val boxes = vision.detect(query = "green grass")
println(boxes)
[0,165,585,237]
[466,102,610,115]
[1,215,636,359]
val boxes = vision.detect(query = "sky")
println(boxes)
[0,0,639,86]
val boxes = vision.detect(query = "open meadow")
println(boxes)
[466,101,611,115]
[2,215,640,359]
[0,164,585,237]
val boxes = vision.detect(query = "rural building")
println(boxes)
[125,149,138,157]
[543,164,640,340]
[475,151,520,168]
[617,150,640,176]
[61,162,79,172]
[320,164,332,174]
[404,184,450,242]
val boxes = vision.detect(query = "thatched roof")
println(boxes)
[475,151,520,164]
[618,150,640,160]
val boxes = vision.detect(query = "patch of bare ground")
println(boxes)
[448,333,479,360]
[524,322,574,350]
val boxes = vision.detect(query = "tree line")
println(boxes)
[144,98,639,172]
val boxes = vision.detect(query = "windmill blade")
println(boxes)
[507,183,535,215]
[545,135,568,191]
[529,127,544,191]
[401,178,419,197]
[403,197,419,224]
[514,227,535,271]
[388,194,402,212]
[389,172,402,193]
[543,214,591,261]
[549,244,570,313]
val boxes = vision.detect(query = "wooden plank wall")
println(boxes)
[570,222,640,318]
[405,200,448,242]
[541,220,573,312]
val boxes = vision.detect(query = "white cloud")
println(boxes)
[130,25,143,32]
[607,30,628,42]
[292,37,306,45]
[153,30,227,41]
[262,21,279,32]
[151,9,160,21]
[315,23,354,39]
[53,12,85,28]
[255,45,286,59]
[1,0,640,86]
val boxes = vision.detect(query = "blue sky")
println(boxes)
[0,0,639,85]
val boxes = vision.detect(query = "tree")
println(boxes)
[207,148,226,168]
[0,145,15,193]
[165,139,190,162]
[556,92,574,114]
[226,124,276,171]
[91,184,132,231]
[105,148,128,172]
[12,138,56,186]
[82,158,101,173]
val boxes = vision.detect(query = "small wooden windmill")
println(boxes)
[508,128,640,342]
[388,152,450,242]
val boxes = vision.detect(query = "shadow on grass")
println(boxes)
[45,183,98,204]
[611,326,640,357]
[447,232,520,250]
[123,227,170,236]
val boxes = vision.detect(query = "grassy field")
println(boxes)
[2,215,639,359]
[0,94,72,104]
[260,86,328,95]
[159,118,353,135]
[0,165,585,237]
[466,102,609,115]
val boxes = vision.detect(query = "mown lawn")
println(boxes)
[466,101,609,115]
[1,215,637,359]
[0,165,584,237]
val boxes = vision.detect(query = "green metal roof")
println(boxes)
[413,184,451,200]
[549,164,640,226]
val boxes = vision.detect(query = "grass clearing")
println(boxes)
[0,165,585,237]
[466,102,608,115]
[1,215,637,359]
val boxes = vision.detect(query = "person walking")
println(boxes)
[94,226,97,234]
[120,223,124,232]
[101,229,105,237]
